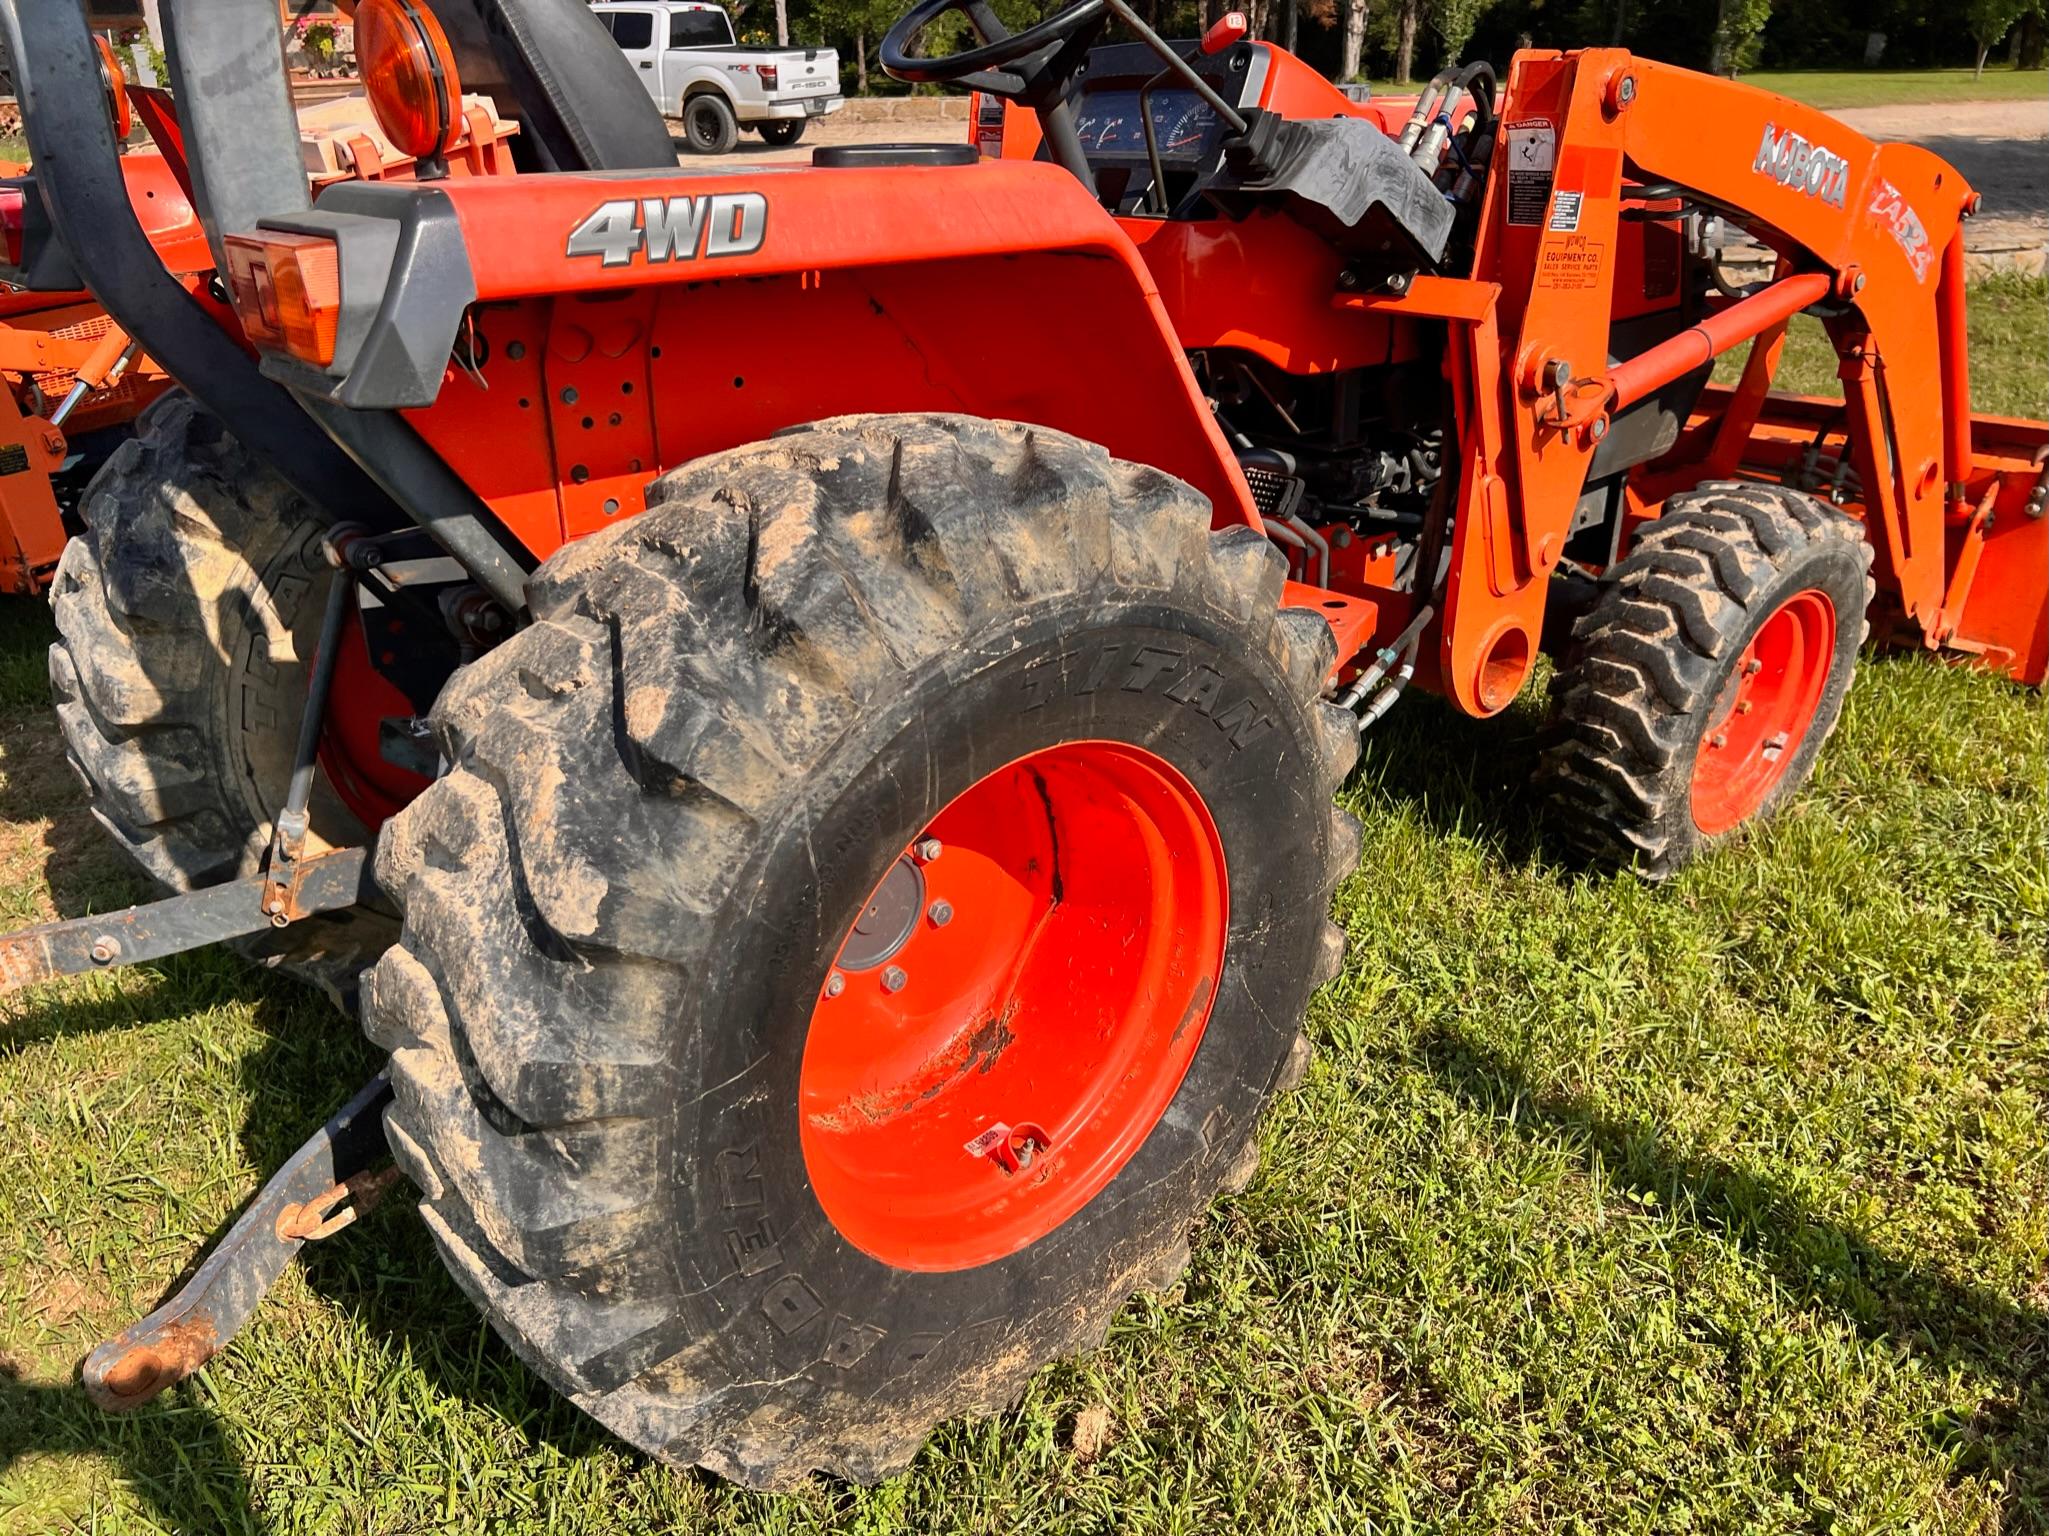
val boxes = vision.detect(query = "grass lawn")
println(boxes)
[0,282,2043,1534]
[1710,68,2048,109]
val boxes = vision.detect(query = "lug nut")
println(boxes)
[881,965,908,994]
[1709,732,1728,749]
[1744,658,1763,676]
[927,900,954,927]
[824,972,845,998]
[912,838,943,863]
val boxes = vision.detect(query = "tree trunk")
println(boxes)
[856,26,867,93]
[773,0,788,46]
[2021,10,2047,69]
[1341,0,1369,77]
[1708,0,1731,72]
[1974,41,1988,78]
[1609,0,1628,46]
[1283,0,1298,52]
[1395,0,1420,82]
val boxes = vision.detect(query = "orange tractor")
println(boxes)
[0,0,2040,1488]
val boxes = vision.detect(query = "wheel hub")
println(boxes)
[799,740,1227,1273]
[1690,587,1836,836]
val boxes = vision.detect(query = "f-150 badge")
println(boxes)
[567,192,768,267]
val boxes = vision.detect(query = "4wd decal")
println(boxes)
[1752,123,1849,208]
[567,192,769,268]
[1867,178,1934,281]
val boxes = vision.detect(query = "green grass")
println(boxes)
[1732,68,2049,110]
[0,287,2043,1534]
[1718,272,2049,422]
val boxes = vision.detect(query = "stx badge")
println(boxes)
[567,192,768,267]
[1752,123,1849,208]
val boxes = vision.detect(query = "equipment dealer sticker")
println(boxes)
[1537,235,1605,291]
[1505,119,1555,224]
[1548,190,1583,231]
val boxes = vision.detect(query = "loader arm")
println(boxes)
[1433,49,2038,709]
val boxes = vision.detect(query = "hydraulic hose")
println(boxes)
[1397,69,1457,154]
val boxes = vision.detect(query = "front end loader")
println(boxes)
[0,0,2040,1487]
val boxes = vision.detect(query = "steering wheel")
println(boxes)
[881,0,1108,103]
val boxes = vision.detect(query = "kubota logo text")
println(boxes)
[566,192,769,267]
[1751,124,1849,207]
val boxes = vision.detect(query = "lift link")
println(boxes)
[261,524,382,928]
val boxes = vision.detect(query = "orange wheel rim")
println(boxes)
[1691,588,1836,836]
[799,740,1227,1272]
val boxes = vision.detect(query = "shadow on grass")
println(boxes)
[1418,1022,2049,1531]
[0,1358,260,1532]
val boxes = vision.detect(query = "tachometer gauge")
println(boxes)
[1161,101,1215,152]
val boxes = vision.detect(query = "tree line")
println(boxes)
[726,0,2047,91]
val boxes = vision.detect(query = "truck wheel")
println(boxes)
[758,119,805,146]
[47,392,396,1003]
[1538,480,1872,878]
[364,415,1361,1487]
[681,93,738,154]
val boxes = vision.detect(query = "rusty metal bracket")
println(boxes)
[0,846,376,995]
[82,1070,397,1412]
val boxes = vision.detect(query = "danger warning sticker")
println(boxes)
[1504,118,1556,225]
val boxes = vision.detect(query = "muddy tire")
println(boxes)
[363,414,1361,1487]
[1537,479,1872,878]
[47,392,395,1003]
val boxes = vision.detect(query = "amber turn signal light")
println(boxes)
[222,231,343,369]
[94,37,132,141]
[356,0,463,164]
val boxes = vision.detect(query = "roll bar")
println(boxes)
[0,0,535,612]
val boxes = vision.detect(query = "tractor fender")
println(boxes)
[290,159,1259,564]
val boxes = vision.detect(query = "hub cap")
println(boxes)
[799,740,1228,1272]
[1690,587,1836,836]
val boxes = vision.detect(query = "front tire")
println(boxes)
[758,118,805,146]
[681,93,738,154]
[364,416,1361,1487]
[1537,480,1872,877]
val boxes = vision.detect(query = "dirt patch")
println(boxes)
[1067,1402,1112,1462]
[1835,100,2047,269]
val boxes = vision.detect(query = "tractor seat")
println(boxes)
[812,144,980,169]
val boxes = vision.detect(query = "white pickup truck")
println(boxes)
[592,2,843,154]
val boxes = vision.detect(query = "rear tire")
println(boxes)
[48,392,395,1003]
[363,415,1361,1487]
[758,119,805,146]
[1537,480,1872,878]
[682,93,738,154]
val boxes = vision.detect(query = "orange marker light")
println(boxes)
[94,37,132,140]
[356,0,463,164]
[223,231,343,368]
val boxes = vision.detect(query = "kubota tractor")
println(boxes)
[0,0,2040,1489]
